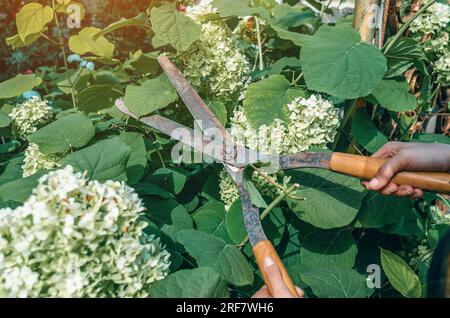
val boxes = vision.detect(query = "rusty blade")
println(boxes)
[157,55,232,141]
[224,164,267,246]
[279,152,332,170]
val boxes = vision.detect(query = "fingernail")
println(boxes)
[264,256,274,268]
[369,178,379,189]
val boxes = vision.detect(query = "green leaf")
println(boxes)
[243,75,305,127]
[413,133,450,144]
[69,27,115,58]
[62,137,131,182]
[77,85,122,113]
[271,25,309,47]
[0,156,24,184]
[351,108,388,153]
[299,265,368,298]
[150,2,201,51]
[16,2,53,41]
[226,199,247,244]
[212,0,271,19]
[380,248,422,298]
[123,50,160,75]
[119,132,146,184]
[384,37,425,78]
[174,229,254,286]
[57,69,91,95]
[0,172,44,203]
[0,74,42,99]
[28,112,95,154]
[370,78,417,112]
[300,229,357,268]
[270,4,316,28]
[93,13,147,40]
[207,100,228,126]
[150,267,230,298]
[300,24,386,99]
[355,192,414,228]
[124,74,178,118]
[150,168,187,195]
[270,57,301,74]
[193,200,233,243]
[286,168,366,229]
[5,31,44,49]
[0,111,11,128]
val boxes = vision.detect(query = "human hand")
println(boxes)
[362,142,450,198]
[252,256,304,298]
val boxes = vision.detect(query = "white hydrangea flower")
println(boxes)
[423,31,449,55]
[0,166,171,298]
[433,51,450,86]
[22,143,62,177]
[409,2,450,34]
[177,2,249,102]
[9,97,53,138]
[219,94,340,208]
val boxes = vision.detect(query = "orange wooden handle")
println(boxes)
[253,240,299,297]
[330,152,450,194]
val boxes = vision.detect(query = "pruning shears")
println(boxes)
[117,56,450,297]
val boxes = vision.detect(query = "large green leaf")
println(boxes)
[150,267,229,298]
[286,168,366,229]
[124,74,178,118]
[28,112,95,154]
[380,248,422,298]
[174,229,253,286]
[0,111,11,128]
[62,137,131,182]
[355,192,414,228]
[93,13,147,39]
[370,78,417,112]
[300,24,386,99]
[0,74,42,99]
[123,50,160,75]
[384,37,425,78]
[69,27,115,58]
[119,132,146,184]
[0,172,44,203]
[300,229,357,268]
[271,25,309,47]
[243,75,305,127]
[150,2,201,51]
[351,108,388,153]
[5,31,44,49]
[16,2,53,41]
[192,200,232,243]
[298,265,368,298]
[77,85,122,113]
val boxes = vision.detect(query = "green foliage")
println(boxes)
[0,74,42,99]
[380,248,422,298]
[370,78,417,112]
[16,3,53,41]
[300,24,387,99]
[352,109,388,153]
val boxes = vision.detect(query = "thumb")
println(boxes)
[368,155,406,190]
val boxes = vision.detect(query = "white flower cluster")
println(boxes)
[9,97,53,138]
[433,51,450,86]
[409,2,450,34]
[178,2,249,101]
[22,143,62,177]
[0,166,171,298]
[219,95,340,207]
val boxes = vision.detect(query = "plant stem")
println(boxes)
[239,184,299,247]
[292,72,303,86]
[52,0,77,109]
[333,99,359,150]
[254,16,265,71]
[41,33,60,46]
[383,0,436,53]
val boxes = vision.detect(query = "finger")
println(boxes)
[394,185,415,197]
[372,142,415,159]
[263,256,296,298]
[368,155,407,190]
[296,287,304,297]
[252,286,272,298]
[410,189,424,199]
[380,182,399,196]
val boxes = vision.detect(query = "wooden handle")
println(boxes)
[253,240,299,297]
[330,152,450,194]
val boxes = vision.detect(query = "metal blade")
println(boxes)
[279,152,332,170]
[224,164,267,246]
[157,55,231,140]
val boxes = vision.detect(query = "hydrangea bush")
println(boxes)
[0,0,449,299]
[0,166,170,297]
